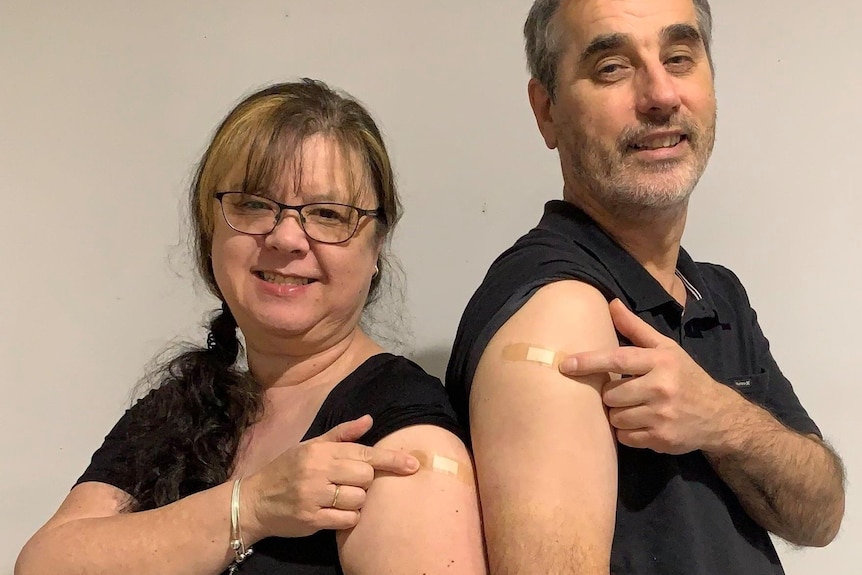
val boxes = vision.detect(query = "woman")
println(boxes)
[15,79,486,575]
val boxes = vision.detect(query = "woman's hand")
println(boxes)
[243,415,419,540]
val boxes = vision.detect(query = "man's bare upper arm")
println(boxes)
[470,280,619,573]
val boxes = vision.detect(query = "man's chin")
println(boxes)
[603,180,694,216]
[625,154,694,173]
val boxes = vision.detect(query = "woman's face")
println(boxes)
[210,134,382,353]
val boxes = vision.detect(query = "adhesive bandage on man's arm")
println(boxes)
[502,343,566,369]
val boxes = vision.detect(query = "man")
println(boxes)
[445,0,846,573]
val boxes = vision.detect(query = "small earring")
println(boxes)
[372,265,379,278]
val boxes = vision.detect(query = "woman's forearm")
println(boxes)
[15,481,253,575]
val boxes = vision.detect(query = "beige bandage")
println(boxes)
[502,343,565,369]
[409,450,473,485]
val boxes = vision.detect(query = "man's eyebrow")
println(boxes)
[577,24,703,67]
[577,32,630,66]
[661,23,702,46]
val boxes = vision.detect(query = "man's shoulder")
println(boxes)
[455,224,619,360]
[690,260,752,305]
[693,260,742,283]
[478,225,617,304]
[445,224,619,422]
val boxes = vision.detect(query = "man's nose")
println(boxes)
[635,64,682,120]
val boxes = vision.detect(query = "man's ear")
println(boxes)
[528,78,558,150]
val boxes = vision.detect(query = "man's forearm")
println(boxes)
[705,397,845,547]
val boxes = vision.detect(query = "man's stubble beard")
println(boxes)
[562,111,717,221]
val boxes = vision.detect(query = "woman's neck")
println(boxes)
[245,328,383,391]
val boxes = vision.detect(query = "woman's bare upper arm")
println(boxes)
[336,424,486,575]
[39,482,132,531]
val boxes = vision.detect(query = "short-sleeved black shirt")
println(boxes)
[446,200,820,575]
[78,353,464,575]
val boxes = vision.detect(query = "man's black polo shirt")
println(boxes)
[446,200,820,575]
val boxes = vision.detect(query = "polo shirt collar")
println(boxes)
[676,247,723,323]
[537,200,720,322]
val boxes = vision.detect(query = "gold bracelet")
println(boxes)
[229,478,254,571]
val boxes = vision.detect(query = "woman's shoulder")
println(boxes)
[342,353,446,399]
[326,353,450,414]
[316,353,463,446]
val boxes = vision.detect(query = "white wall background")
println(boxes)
[1,0,859,572]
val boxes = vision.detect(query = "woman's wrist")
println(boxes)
[236,474,268,545]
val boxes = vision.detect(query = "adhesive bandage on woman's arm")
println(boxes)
[408,450,474,485]
[501,343,566,369]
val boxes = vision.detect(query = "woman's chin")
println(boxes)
[237,310,316,340]
[236,303,357,351]
[263,320,317,339]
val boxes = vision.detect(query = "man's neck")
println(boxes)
[568,191,689,301]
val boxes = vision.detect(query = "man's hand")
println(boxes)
[559,298,741,455]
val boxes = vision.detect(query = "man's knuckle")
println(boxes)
[617,429,635,446]
[654,380,673,399]
[652,426,674,446]
[655,405,672,422]
[611,349,627,369]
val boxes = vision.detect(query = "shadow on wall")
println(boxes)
[409,344,453,383]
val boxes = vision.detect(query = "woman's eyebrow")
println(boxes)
[302,191,349,203]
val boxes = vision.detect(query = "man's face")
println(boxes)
[534,0,717,217]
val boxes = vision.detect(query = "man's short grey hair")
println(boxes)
[524,0,714,100]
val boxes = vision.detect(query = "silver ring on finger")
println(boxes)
[330,484,341,509]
